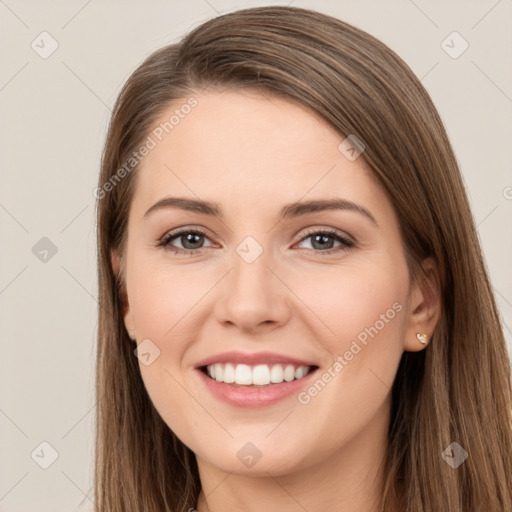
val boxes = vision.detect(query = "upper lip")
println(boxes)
[194,351,318,369]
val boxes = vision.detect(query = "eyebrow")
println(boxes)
[143,196,378,226]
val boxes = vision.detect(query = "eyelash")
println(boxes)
[157,227,355,256]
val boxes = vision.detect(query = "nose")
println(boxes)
[214,248,292,334]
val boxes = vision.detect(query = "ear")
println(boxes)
[111,249,137,341]
[403,256,441,352]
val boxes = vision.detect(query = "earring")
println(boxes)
[416,333,428,345]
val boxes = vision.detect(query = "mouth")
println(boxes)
[199,362,319,386]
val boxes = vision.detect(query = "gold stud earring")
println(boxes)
[416,333,428,345]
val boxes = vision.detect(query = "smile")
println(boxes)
[202,363,315,386]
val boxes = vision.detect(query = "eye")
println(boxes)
[295,228,354,255]
[158,228,214,255]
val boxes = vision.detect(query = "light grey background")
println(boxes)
[1,1,511,510]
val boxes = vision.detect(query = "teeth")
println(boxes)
[284,365,295,382]
[253,364,270,385]
[295,366,307,379]
[214,363,223,382]
[223,363,235,383]
[204,363,313,386]
[234,364,252,385]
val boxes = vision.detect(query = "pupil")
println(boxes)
[313,234,333,250]
[183,233,203,249]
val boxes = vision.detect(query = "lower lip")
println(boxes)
[195,367,318,408]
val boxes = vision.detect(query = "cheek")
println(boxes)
[290,261,408,414]
[126,258,207,434]
[292,259,408,351]
[127,249,208,339]
[282,266,407,447]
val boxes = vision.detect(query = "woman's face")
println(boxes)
[117,89,431,478]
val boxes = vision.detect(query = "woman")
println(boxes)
[93,6,512,511]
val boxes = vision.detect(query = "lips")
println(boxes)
[193,351,320,407]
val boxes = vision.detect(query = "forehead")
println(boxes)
[130,89,390,223]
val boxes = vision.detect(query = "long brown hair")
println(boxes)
[93,6,512,511]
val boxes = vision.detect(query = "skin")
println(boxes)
[113,89,440,512]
